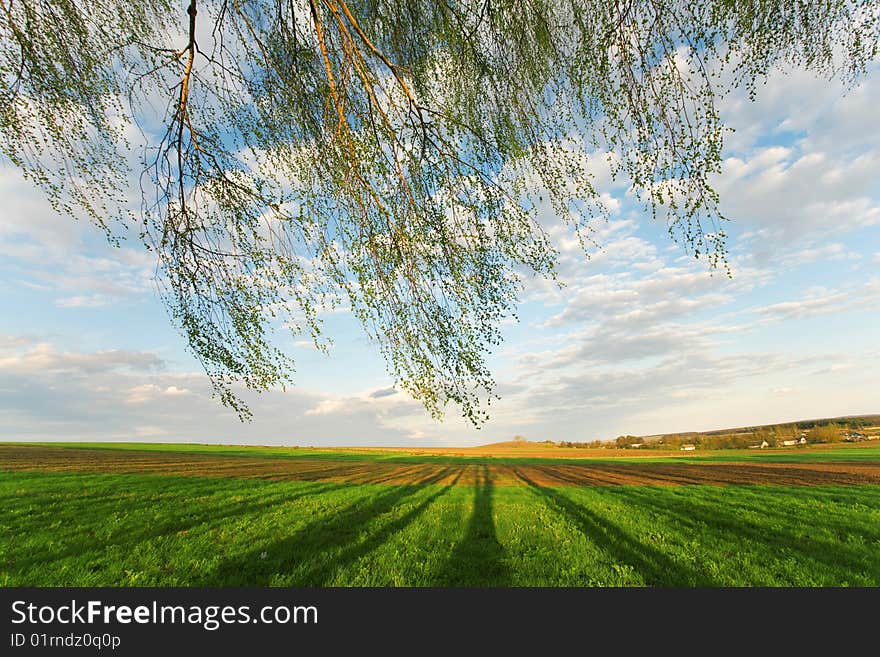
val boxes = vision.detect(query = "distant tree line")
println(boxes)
[614,435,644,449]
[557,440,612,449]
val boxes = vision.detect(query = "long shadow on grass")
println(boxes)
[5,476,341,574]
[437,465,511,586]
[295,470,463,585]
[610,486,880,584]
[204,466,456,586]
[512,467,711,586]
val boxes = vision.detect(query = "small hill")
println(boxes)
[697,414,880,436]
[632,413,880,450]
[476,439,558,449]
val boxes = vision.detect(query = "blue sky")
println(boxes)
[1,59,878,446]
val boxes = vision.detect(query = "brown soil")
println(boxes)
[2,444,879,487]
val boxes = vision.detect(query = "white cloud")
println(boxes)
[714,61,880,246]
[0,332,436,445]
[55,295,110,309]
[126,384,191,404]
[755,289,849,321]
[0,164,156,306]
[0,337,163,375]
[304,399,345,416]
[752,278,880,323]
[811,363,855,376]
[787,243,857,265]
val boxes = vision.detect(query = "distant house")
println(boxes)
[680,444,696,451]
[782,439,798,447]
[750,440,770,449]
[629,443,643,448]
[798,436,807,445]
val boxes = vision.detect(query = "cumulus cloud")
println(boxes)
[714,61,880,247]
[501,349,799,440]
[303,399,345,416]
[0,336,164,375]
[752,278,880,323]
[785,243,857,265]
[0,165,156,306]
[517,315,751,378]
[126,384,192,404]
[0,332,437,445]
[755,289,849,321]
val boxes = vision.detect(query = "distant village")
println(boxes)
[554,415,880,451]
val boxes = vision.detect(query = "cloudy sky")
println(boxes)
[1,59,878,446]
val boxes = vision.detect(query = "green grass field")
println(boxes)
[2,443,879,586]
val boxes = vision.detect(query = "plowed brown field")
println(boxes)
[2,444,878,486]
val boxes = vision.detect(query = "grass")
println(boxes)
[2,442,879,586]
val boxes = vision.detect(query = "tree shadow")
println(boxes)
[609,486,880,584]
[511,467,711,586]
[437,464,511,586]
[5,477,341,574]
[204,466,456,586]
[295,470,463,584]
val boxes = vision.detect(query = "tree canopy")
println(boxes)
[1,0,878,424]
